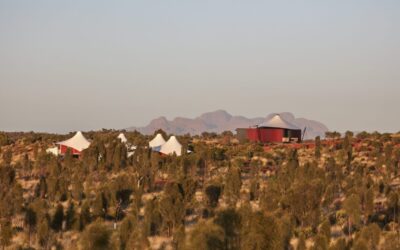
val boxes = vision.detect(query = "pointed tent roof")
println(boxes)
[117,133,128,143]
[259,114,300,130]
[149,133,166,148]
[160,136,182,156]
[56,131,91,152]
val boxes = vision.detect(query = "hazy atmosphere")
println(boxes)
[1,0,399,133]
[2,2,400,250]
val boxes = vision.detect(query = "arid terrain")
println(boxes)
[0,130,400,250]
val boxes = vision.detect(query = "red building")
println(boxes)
[236,114,302,143]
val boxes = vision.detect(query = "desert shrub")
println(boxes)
[80,220,112,250]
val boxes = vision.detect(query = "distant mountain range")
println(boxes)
[127,110,329,140]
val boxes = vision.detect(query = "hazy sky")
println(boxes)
[1,0,399,133]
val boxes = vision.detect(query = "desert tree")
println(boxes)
[382,232,400,250]
[125,225,150,250]
[315,136,322,159]
[37,216,50,248]
[1,149,12,165]
[179,176,197,206]
[356,223,380,250]
[172,224,186,250]
[187,220,225,250]
[51,203,64,232]
[318,219,331,244]
[325,131,341,140]
[119,215,136,250]
[0,219,12,249]
[158,182,185,236]
[112,141,127,171]
[224,166,242,207]
[278,214,294,250]
[79,200,92,231]
[80,219,112,250]
[21,153,32,176]
[388,190,400,230]
[93,192,108,219]
[328,237,347,250]
[240,211,282,250]
[24,206,36,246]
[286,178,324,228]
[276,149,299,194]
[311,234,328,250]
[65,201,77,231]
[260,181,281,212]
[249,175,260,201]
[48,157,61,178]
[71,174,84,201]
[0,133,9,147]
[214,208,241,250]
[343,194,361,237]
[297,233,306,250]
[205,184,222,209]
[143,198,162,237]
[352,238,368,250]
[363,187,375,224]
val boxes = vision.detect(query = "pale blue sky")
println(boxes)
[0,0,399,133]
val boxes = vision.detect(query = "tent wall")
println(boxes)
[246,128,260,142]
[236,127,302,143]
[288,129,302,142]
[242,128,284,143]
[59,145,81,155]
[236,128,249,143]
[259,128,284,143]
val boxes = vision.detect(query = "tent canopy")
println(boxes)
[118,133,128,143]
[149,133,166,148]
[259,114,300,130]
[160,136,182,156]
[57,131,91,152]
[46,147,59,156]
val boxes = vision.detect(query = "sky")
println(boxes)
[0,0,399,133]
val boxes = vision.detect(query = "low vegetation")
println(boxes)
[0,130,400,249]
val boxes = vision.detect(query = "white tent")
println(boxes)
[46,146,59,156]
[117,133,137,157]
[149,133,166,149]
[259,114,300,130]
[160,136,182,156]
[117,133,128,143]
[127,150,136,158]
[56,131,91,152]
